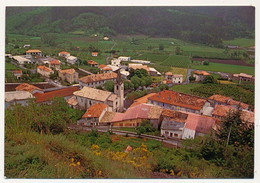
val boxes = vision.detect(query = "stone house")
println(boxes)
[58,69,79,84]
[37,66,54,78]
[79,72,117,88]
[193,70,210,82]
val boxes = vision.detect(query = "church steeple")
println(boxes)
[114,69,124,112]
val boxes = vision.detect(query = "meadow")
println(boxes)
[223,38,255,48]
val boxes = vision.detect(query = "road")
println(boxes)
[67,124,181,147]
[78,68,93,75]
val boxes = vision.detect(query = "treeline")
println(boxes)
[6,7,254,47]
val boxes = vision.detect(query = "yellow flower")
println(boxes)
[98,170,102,176]
[71,158,74,162]
[77,162,80,166]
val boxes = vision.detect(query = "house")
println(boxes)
[129,93,157,108]
[66,96,78,108]
[148,90,208,114]
[87,60,98,67]
[172,74,183,84]
[49,60,61,70]
[103,36,109,41]
[98,64,107,69]
[208,94,250,110]
[26,49,42,56]
[35,56,56,65]
[12,55,32,65]
[193,70,210,82]
[23,44,30,48]
[111,59,121,67]
[58,51,70,58]
[73,86,120,112]
[33,86,79,104]
[118,56,131,62]
[211,104,236,120]
[160,109,188,139]
[120,69,130,79]
[232,73,254,82]
[5,91,35,108]
[128,64,150,72]
[77,103,108,126]
[92,52,98,57]
[37,66,54,78]
[58,69,79,84]
[99,103,163,128]
[66,56,78,64]
[165,72,173,80]
[102,66,113,73]
[79,72,117,88]
[182,114,216,139]
[131,60,151,64]
[15,83,43,94]
[13,70,22,79]
[149,67,161,76]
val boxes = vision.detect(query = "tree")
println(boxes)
[104,81,114,92]
[50,71,58,80]
[158,83,169,91]
[175,46,182,55]
[203,60,209,65]
[159,44,164,51]
[136,120,156,135]
[41,33,57,47]
[202,75,216,84]
[189,75,195,82]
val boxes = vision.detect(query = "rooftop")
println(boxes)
[129,93,156,108]
[87,60,98,65]
[185,114,215,134]
[34,86,79,103]
[79,72,117,83]
[82,103,108,118]
[149,90,207,111]
[73,86,117,102]
[165,72,173,76]
[99,111,116,123]
[98,64,107,69]
[212,105,236,117]
[13,70,22,74]
[66,96,78,106]
[173,74,183,78]
[233,73,253,78]
[37,65,53,72]
[49,60,61,65]
[161,109,188,122]
[194,70,210,76]
[59,51,70,55]
[208,94,231,103]
[5,91,35,102]
[15,83,42,93]
[59,69,76,75]
[128,64,150,72]
[26,49,41,53]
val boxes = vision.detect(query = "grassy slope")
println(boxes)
[223,38,255,48]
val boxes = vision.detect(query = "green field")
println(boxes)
[223,38,255,48]
[162,55,191,68]
[170,83,204,95]
[5,62,20,70]
[190,62,255,75]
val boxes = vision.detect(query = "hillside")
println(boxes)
[6,6,255,47]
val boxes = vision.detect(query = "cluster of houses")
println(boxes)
[6,49,255,141]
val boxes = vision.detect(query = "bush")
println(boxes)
[203,60,209,65]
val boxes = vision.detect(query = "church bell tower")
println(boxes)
[114,69,124,112]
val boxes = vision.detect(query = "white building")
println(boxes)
[67,56,78,64]
[118,56,131,62]
[131,60,151,64]
[172,74,183,84]
[12,56,32,65]
[111,59,121,67]
[5,91,35,108]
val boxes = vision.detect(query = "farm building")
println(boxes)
[12,70,22,79]
[149,67,161,76]
[37,66,54,78]
[128,63,150,72]
[66,56,78,64]
[58,51,70,58]
[92,52,98,57]
[99,103,163,128]
[58,69,79,84]
[26,49,42,56]
[193,70,210,82]
[160,109,188,139]
[118,56,131,62]
[12,55,32,65]
[79,72,117,88]
[49,60,61,70]
[182,114,216,139]
[147,90,209,115]
[211,104,237,120]
[77,103,109,126]
[87,60,98,67]
[232,73,254,82]
[73,86,120,112]
[33,86,79,104]
[131,60,151,64]
[5,91,35,108]
[15,83,43,94]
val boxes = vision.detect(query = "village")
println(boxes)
[5,47,255,144]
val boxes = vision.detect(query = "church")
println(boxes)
[73,69,124,112]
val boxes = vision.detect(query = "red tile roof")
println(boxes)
[33,86,79,103]
[212,105,236,117]
[208,94,231,103]
[227,99,249,109]
[37,65,53,72]
[165,72,173,76]
[49,60,60,65]
[16,83,42,93]
[129,93,156,108]
[59,51,70,55]
[185,114,215,134]
[98,64,107,69]
[194,70,210,76]
[59,69,76,75]
[82,103,108,118]
[87,60,98,65]
[13,70,22,74]
[161,109,188,122]
[79,72,117,83]
[149,90,206,111]
[26,49,41,53]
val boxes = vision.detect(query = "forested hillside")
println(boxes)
[6,6,254,47]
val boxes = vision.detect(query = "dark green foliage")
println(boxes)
[202,75,217,84]
[175,46,182,55]
[159,44,164,51]
[124,80,134,90]
[49,70,58,80]
[158,83,169,91]
[189,75,195,82]
[203,60,209,65]
[104,80,114,92]
[126,90,148,102]
[136,120,156,135]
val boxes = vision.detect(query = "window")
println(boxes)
[170,133,173,137]
[174,133,178,137]
[165,131,169,135]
